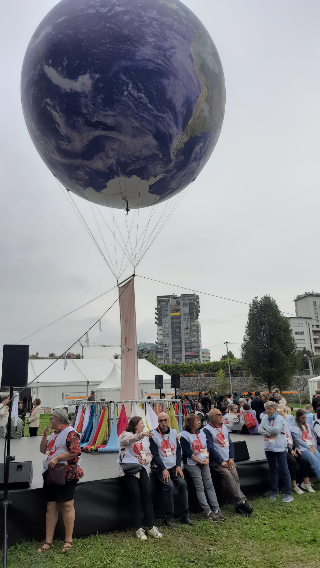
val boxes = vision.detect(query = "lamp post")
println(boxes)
[224,341,233,394]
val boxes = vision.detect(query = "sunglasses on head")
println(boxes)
[159,418,169,422]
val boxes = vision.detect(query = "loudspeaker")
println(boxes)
[155,375,163,389]
[171,374,180,388]
[1,345,29,388]
[0,461,33,489]
[233,441,250,462]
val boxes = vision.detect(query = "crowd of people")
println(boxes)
[1,388,320,551]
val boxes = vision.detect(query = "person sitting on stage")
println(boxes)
[27,398,42,437]
[277,407,314,494]
[204,409,253,516]
[118,416,163,541]
[290,409,320,481]
[180,414,224,522]
[38,409,83,554]
[150,412,193,527]
[223,405,240,432]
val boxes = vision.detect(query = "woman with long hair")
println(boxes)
[180,414,224,522]
[118,416,163,541]
[38,408,83,553]
[290,409,320,481]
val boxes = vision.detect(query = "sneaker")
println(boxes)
[164,518,175,528]
[300,483,316,493]
[293,485,304,495]
[206,511,219,522]
[148,526,163,539]
[136,528,147,541]
[235,501,253,516]
[214,508,225,521]
[269,493,279,501]
[180,515,194,526]
[282,494,293,503]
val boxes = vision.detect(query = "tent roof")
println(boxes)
[308,376,320,383]
[0,358,171,386]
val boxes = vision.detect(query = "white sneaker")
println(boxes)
[136,528,147,541]
[293,485,304,495]
[300,483,316,493]
[148,526,163,539]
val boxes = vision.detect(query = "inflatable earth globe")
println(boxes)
[21,0,226,209]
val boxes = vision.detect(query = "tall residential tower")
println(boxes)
[155,294,202,364]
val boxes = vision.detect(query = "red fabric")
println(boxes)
[117,404,128,436]
[76,407,85,433]
[84,407,105,451]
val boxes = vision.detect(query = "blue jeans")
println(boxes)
[301,448,320,479]
[265,451,291,495]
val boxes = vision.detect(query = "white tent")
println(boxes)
[308,376,320,401]
[0,357,173,409]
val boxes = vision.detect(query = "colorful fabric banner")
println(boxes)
[117,404,128,436]
[146,404,159,430]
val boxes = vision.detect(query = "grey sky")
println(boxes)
[1,0,319,362]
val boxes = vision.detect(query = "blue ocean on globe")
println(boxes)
[21,0,226,209]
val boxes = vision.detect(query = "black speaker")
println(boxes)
[1,345,29,388]
[155,375,163,389]
[171,374,180,388]
[0,461,33,489]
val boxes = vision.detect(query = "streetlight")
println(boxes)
[224,341,233,394]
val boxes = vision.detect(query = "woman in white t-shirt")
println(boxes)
[118,416,163,541]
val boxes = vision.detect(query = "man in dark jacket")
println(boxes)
[312,390,320,412]
[251,392,265,423]
[201,392,211,413]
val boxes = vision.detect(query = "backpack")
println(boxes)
[244,412,257,430]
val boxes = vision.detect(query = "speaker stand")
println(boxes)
[2,387,14,568]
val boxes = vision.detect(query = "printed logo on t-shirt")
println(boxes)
[216,431,225,446]
[161,439,175,456]
[133,442,143,456]
[192,439,202,453]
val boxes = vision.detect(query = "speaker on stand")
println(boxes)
[155,375,163,399]
[171,374,180,400]
[1,344,29,567]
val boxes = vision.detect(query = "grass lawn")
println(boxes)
[8,484,320,568]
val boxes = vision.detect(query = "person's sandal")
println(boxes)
[62,541,73,553]
[37,542,53,553]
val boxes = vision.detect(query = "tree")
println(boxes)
[215,368,229,395]
[30,352,39,359]
[147,353,157,365]
[113,353,121,359]
[221,351,235,360]
[242,296,298,392]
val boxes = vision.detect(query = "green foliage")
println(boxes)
[242,296,298,392]
[158,360,244,376]
[147,353,157,365]
[7,487,320,568]
[215,368,229,395]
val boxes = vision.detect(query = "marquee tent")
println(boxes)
[308,375,320,401]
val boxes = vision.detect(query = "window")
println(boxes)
[294,323,303,327]
[313,301,317,306]
[295,332,304,335]
[314,309,318,315]
[296,339,305,344]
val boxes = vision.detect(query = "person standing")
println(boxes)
[251,393,265,423]
[150,412,192,527]
[38,409,83,553]
[18,401,26,437]
[312,390,320,412]
[0,395,9,439]
[87,391,95,401]
[313,407,320,452]
[27,398,42,436]
[118,416,163,541]
[258,401,293,502]
[204,409,253,516]
[180,414,224,522]
[201,392,211,413]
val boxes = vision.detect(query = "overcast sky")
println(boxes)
[1,0,320,363]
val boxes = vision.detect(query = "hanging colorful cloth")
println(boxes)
[146,404,158,431]
[98,406,119,453]
[168,404,179,431]
[117,404,128,436]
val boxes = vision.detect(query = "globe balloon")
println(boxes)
[21,0,226,209]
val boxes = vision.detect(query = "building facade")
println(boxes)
[202,348,211,363]
[155,294,202,364]
[288,292,320,356]
[137,342,157,359]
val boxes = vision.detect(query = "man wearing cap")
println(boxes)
[150,412,192,527]
[204,409,253,516]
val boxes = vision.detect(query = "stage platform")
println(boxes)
[2,434,308,547]
[0,433,266,491]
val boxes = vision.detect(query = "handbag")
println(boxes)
[46,462,67,485]
[122,462,142,475]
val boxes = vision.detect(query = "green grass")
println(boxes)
[7,485,320,568]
